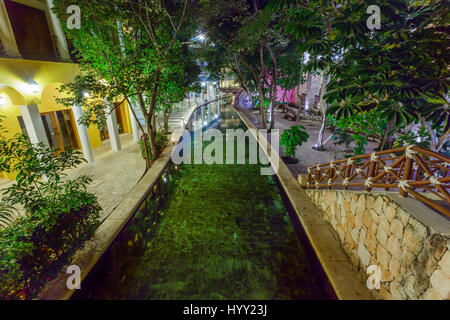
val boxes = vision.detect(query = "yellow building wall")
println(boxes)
[0,58,104,180]
[120,100,132,134]
[0,94,22,181]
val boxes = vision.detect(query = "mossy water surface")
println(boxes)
[76,106,330,300]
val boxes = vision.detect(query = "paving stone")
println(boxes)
[425,233,448,261]
[390,218,404,240]
[421,288,443,300]
[373,196,384,214]
[387,235,402,259]
[403,223,425,255]
[377,244,391,270]
[430,269,450,299]
[358,243,371,267]
[376,225,388,248]
[385,205,396,222]
[397,207,410,227]
[389,256,401,278]
[438,251,450,275]
[390,280,407,300]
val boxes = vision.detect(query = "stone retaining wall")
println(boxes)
[305,189,450,300]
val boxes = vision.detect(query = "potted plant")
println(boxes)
[280,125,309,164]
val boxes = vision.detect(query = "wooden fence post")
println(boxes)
[400,156,413,197]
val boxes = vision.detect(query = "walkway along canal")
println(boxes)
[72,103,335,300]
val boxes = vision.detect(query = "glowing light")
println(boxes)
[82,91,90,98]
[198,33,205,41]
[0,95,6,107]
[25,76,40,94]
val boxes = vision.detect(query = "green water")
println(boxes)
[74,105,331,300]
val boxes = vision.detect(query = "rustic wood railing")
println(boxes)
[300,145,450,217]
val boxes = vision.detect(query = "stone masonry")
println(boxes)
[304,189,450,300]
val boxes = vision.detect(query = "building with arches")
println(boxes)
[0,0,139,181]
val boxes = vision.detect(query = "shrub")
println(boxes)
[280,125,309,159]
[0,118,101,299]
[138,131,169,160]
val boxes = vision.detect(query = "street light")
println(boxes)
[25,76,40,94]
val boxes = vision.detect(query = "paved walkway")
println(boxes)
[235,107,379,177]
[0,99,198,223]
[67,134,145,222]
[0,134,146,222]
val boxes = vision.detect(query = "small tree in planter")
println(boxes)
[0,117,101,299]
[280,125,309,164]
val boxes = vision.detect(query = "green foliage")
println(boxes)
[328,110,388,155]
[0,118,101,299]
[352,134,368,156]
[330,128,353,150]
[138,131,169,161]
[280,125,309,158]
[52,0,199,164]
[328,110,388,141]
[273,0,449,150]
[393,126,430,149]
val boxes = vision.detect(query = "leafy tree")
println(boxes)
[327,109,389,155]
[276,45,303,110]
[270,0,449,153]
[199,1,288,128]
[53,0,197,170]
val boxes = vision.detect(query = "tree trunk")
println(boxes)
[270,67,277,129]
[258,85,266,128]
[135,93,152,169]
[126,97,150,170]
[317,74,328,114]
[147,70,161,158]
[137,92,157,163]
[316,75,329,150]
[305,72,312,110]
[295,94,305,125]
[258,45,266,128]
[232,58,254,109]
[163,104,171,133]
[281,89,287,113]
[379,117,395,150]
[317,106,327,151]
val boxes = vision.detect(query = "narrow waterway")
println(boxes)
[73,103,333,300]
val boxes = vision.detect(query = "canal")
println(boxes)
[73,103,334,300]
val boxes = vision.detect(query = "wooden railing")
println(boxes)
[300,145,450,217]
